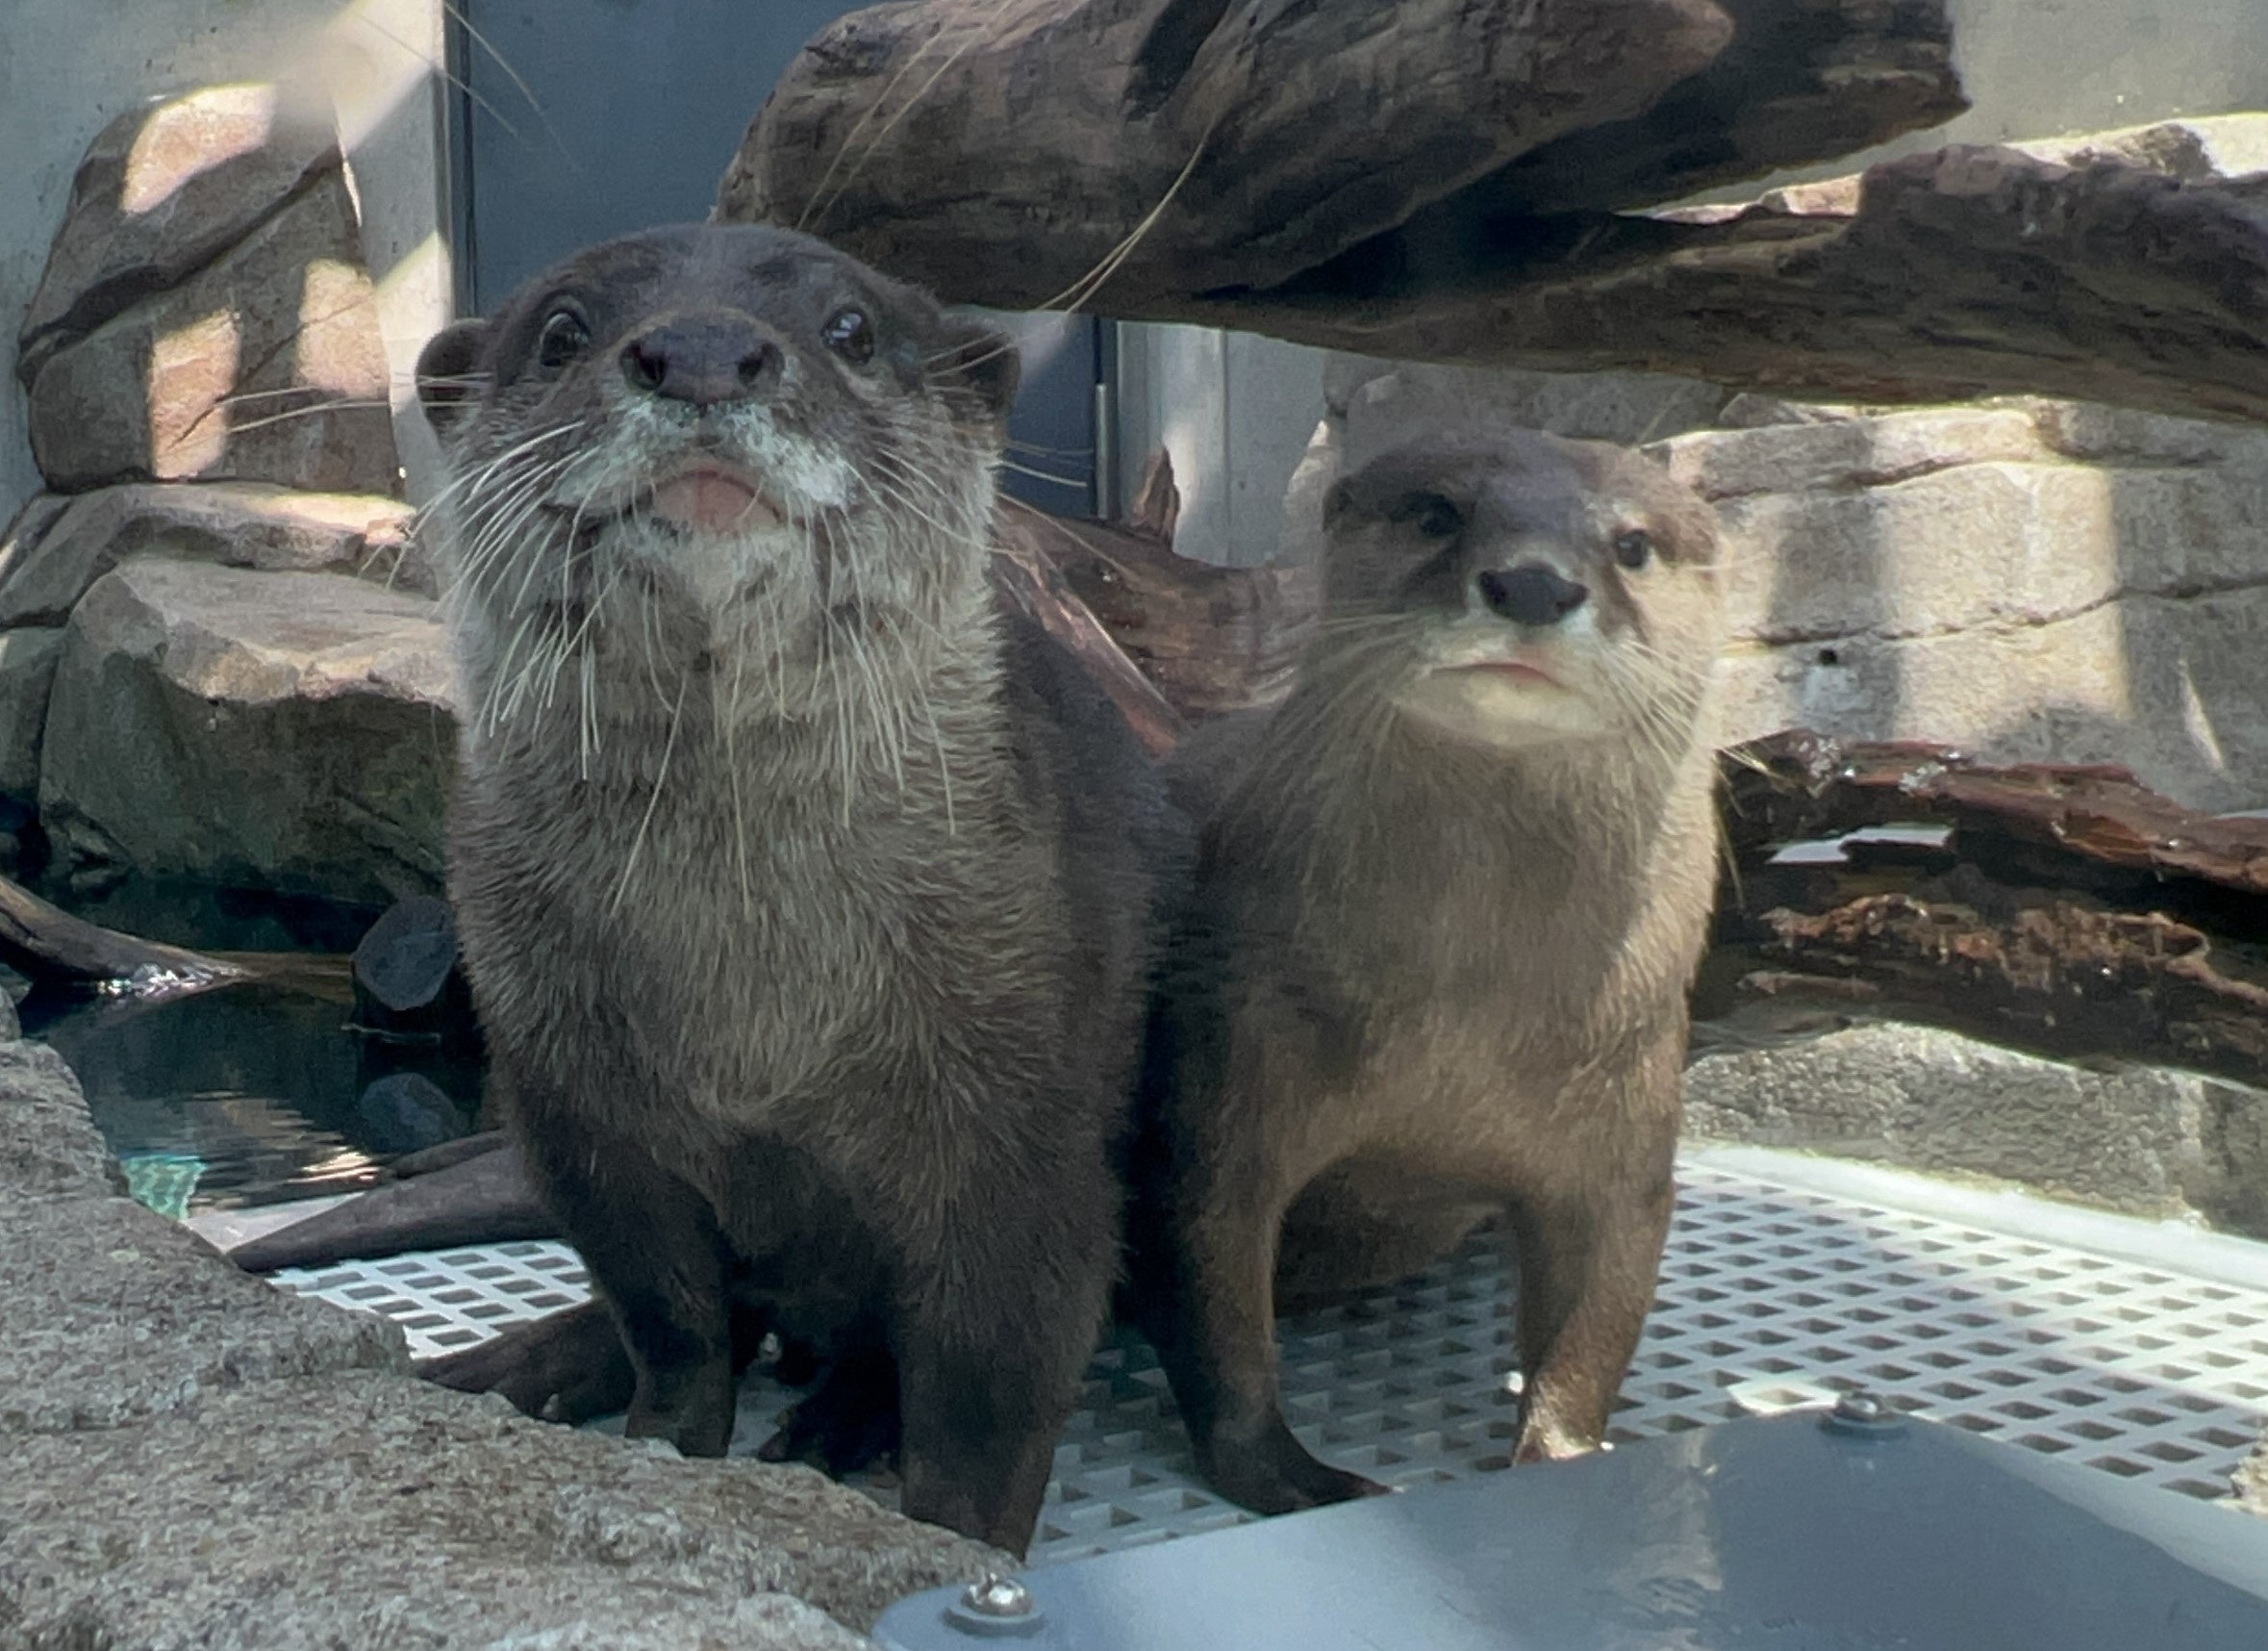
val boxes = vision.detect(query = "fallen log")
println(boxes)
[228,1138,554,1273]
[0,870,251,996]
[1741,892,2268,1090]
[1013,472,1319,723]
[1719,729,2268,920]
[989,513,1188,757]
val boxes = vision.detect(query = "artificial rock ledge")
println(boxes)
[0,1036,999,1648]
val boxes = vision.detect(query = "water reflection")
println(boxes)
[26,978,484,1215]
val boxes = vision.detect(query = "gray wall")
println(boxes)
[1,0,449,533]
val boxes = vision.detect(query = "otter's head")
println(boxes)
[414,223,1017,718]
[1318,429,1723,760]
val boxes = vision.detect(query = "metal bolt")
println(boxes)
[962,1575,1032,1619]
[946,1572,1045,1638]
[1833,1390,1885,1425]
[1823,1386,1905,1440]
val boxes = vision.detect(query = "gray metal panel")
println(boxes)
[452,1,1101,514]
[874,1413,2268,1651]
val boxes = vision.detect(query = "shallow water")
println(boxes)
[19,879,486,1217]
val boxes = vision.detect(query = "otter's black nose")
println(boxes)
[620,318,782,406]
[1476,564,1588,626]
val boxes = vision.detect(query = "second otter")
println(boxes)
[1131,428,1726,1513]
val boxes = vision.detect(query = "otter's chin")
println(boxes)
[1393,665,1610,750]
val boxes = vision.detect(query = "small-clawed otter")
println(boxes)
[1127,428,1725,1513]
[413,223,1162,1553]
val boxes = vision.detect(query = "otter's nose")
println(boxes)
[619,318,782,406]
[1476,564,1588,627]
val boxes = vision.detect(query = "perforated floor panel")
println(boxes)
[265,1148,2268,1565]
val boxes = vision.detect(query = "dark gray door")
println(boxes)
[449,0,1102,516]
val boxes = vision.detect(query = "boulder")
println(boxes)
[17,83,343,387]
[0,493,72,584]
[0,1192,407,1435]
[0,1039,113,1203]
[39,559,454,906]
[1682,1021,2268,1232]
[25,166,398,496]
[0,628,65,823]
[0,481,421,628]
[0,1374,995,1646]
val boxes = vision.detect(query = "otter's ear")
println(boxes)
[1323,477,1359,529]
[416,318,491,436]
[930,314,1021,422]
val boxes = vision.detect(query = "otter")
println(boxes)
[1126,427,1725,1514]
[413,222,1163,1554]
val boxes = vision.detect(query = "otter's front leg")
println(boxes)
[1504,1120,1678,1462]
[1141,1149,1390,1514]
[883,1151,1119,1554]
[504,1068,737,1457]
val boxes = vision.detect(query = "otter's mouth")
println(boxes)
[646,462,788,536]
[1444,660,1561,688]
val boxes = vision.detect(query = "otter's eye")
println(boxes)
[1394,493,1463,538]
[822,308,874,365]
[537,308,591,371]
[1613,526,1653,570]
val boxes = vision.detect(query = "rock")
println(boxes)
[0,1038,115,1203]
[0,1195,407,1435]
[25,166,398,495]
[1681,1021,2268,1227]
[351,894,469,1038]
[0,627,64,822]
[1656,407,2052,503]
[39,559,454,907]
[1327,357,1735,452]
[2014,114,2268,185]
[16,83,343,388]
[1713,584,2268,816]
[0,480,421,628]
[0,1373,998,1645]
[0,493,72,584]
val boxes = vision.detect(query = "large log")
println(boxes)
[722,0,2268,423]
[1213,143,2268,425]
[1720,729,2268,918]
[1743,892,2268,1091]
[722,0,1752,306]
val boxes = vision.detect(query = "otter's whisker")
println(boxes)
[608,672,689,919]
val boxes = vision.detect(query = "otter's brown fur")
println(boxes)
[414,223,1162,1553]
[1127,428,1725,1513]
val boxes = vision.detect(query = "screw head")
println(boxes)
[945,1571,1046,1636]
[961,1574,1032,1619]
[1833,1390,1885,1425]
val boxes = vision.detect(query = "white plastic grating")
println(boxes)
[266,1154,2268,1564]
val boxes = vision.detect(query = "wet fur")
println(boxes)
[416,223,1161,1553]
[1127,429,1726,1513]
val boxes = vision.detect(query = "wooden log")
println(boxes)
[722,0,1751,308]
[0,870,250,996]
[1218,143,2268,425]
[1719,728,2268,916]
[228,1141,555,1273]
[1010,479,1319,723]
[990,509,1189,757]
[1742,891,2268,1090]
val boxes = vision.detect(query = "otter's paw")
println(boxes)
[1201,1433,1391,1514]
[757,1350,901,1477]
